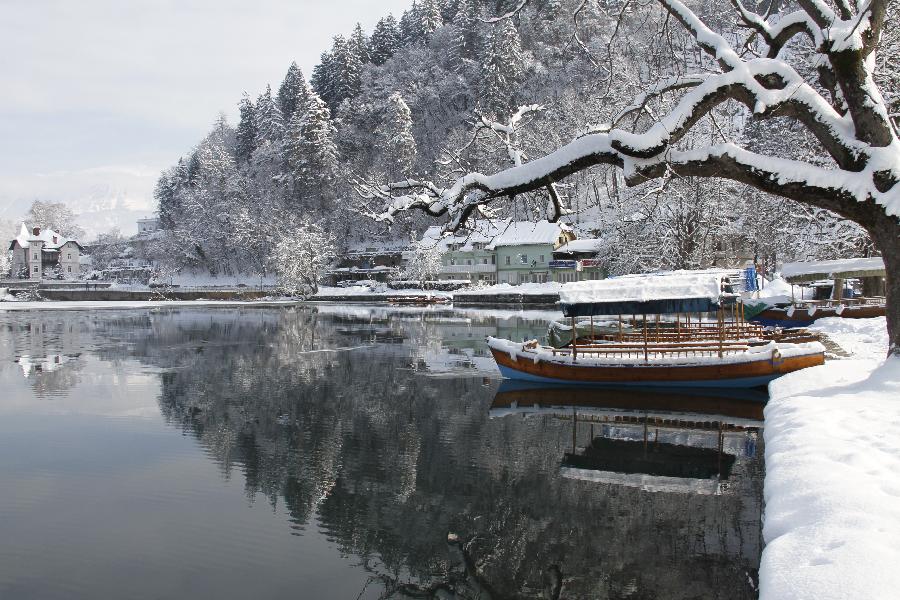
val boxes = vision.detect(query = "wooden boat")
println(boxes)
[488,271,825,388]
[751,302,885,327]
[749,257,886,327]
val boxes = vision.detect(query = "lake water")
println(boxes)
[0,304,764,599]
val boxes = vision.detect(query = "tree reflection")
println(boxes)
[139,306,763,599]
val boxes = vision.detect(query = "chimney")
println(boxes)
[32,227,40,236]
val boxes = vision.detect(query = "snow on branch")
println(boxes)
[367,0,899,233]
[480,0,528,23]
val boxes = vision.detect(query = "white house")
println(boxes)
[8,224,83,279]
[137,217,161,235]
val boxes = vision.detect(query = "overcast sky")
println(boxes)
[0,0,411,237]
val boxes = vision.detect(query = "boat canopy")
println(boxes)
[557,271,728,317]
[781,257,886,283]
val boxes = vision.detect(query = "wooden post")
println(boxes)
[571,315,577,362]
[654,313,660,343]
[717,307,724,358]
[642,313,649,363]
[572,409,577,454]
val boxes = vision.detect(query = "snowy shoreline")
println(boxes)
[760,317,900,600]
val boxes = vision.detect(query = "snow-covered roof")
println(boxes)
[487,220,571,248]
[9,223,81,251]
[558,271,727,317]
[420,219,572,252]
[555,239,603,254]
[346,238,410,254]
[781,257,885,283]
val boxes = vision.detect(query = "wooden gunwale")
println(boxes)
[491,345,824,384]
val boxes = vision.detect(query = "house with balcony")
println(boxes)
[550,238,606,283]
[491,221,575,285]
[8,224,83,279]
[420,223,499,285]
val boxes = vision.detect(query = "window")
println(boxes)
[33,266,38,273]
[450,258,457,266]
[491,255,496,265]
[472,242,484,250]
[482,258,487,265]
[67,253,71,259]
[33,253,38,260]
[67,266,72,273]
[518,254,528,264]
[505,256,511,265]
[539,255,545,263]
[466,259,472,265]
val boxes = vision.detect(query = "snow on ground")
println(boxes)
[165,271,278,288]
[454,282,563,295]
[314,285,452,298]
[761,317,900,600]
[0,300,297,312]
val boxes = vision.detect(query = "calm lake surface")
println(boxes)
[0,304,764,599]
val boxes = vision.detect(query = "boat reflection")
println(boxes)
[490,381,763,495]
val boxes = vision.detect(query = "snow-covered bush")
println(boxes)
[403,239,443,287]
[270,218,336,298]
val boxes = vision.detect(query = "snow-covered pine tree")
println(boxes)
[419,0,443,42]
[286,92,339,204]
[450,0,477,71]
[255,85,284,144]
[479,19,526,116]
[399,2,424,46]
[328,35,363,112]
[277,62,305,122]
[154,169,179,230]
[438,0,459,22]
[370,15,402,66]
[349,23,370,65]
[235,94,258,165]
[311,51,336,109]
[377,92,417,181]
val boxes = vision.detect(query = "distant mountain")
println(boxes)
[0,165,158,241]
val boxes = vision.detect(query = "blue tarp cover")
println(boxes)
[559,297,721,317]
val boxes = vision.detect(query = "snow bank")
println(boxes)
[758,276,793,299]
[761,317,900,600]
[314,285,452,298]
[454,282,563,296]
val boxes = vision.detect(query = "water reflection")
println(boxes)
[0,305,763,599]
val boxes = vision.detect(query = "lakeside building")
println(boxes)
[492,221,575,284]
[327,239,408,285]
[550,238,606,283]
[8,224,83,279]
[420,220,577,285]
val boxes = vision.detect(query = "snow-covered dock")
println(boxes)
[760,317,900,599]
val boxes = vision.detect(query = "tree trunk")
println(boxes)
[867,216,900,357]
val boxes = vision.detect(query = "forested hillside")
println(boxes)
[152,0,884,277]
